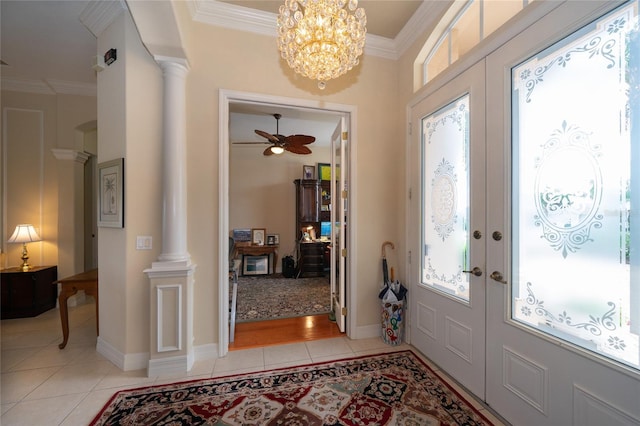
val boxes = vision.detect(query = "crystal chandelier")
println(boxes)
[277,0,367,89]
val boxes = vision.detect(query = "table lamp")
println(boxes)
[7,224,41,272]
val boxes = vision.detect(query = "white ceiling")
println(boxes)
[0,0,430,145]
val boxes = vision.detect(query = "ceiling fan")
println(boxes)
[233,113,316,156]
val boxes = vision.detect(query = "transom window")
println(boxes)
[418,0,532,87]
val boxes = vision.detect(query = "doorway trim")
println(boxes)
[218,89,358,357]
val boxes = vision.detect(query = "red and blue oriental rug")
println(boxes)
[91,350,495,425]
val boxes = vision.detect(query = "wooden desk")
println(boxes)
[235,243,279,275]
[54,269,98,349]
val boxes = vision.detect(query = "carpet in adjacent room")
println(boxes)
[233,273,331,322]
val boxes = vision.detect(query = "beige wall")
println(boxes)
[1,90,96,277]
[172,0,406,342]
[1,0,441,361]
[96,10,163,358]
[230,144,332,269]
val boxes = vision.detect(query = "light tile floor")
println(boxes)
[1,300,507,425]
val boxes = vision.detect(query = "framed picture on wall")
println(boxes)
[303,165,315,179]
[98,158,124,228]
[318,163,340,181]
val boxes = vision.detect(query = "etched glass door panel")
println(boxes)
[512,3,639,369]
[422,95,470,303]
[411,60,486,398]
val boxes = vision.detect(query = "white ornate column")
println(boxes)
[156,57,190,265]
[145,56,196,377]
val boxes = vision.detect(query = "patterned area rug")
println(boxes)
[91,350,494,425]
[233,274,331,322]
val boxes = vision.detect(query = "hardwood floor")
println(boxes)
[229,314,344,350]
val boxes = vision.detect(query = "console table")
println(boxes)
[1,266,57,319]
[235,243,279,275]
[54,268,98,349]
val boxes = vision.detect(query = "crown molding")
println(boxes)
[47,79,97,97]
[188,0,277,37]
[187,0,416,60]
[1,78,96,97]
[395,1,450,58]
[1,78,55,95]
[79,0,127,37]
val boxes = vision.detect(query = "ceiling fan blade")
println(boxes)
[285,134,316,145]
[232,141,270,145]
[263,146,275,156]
[286,144,312,155]
[255,129,279,143]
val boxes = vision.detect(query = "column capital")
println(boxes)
[154,55,190,72]
[51,148,90,164]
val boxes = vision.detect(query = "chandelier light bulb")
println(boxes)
[277,0,367,89]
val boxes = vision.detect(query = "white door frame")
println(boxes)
[218,89,358,357]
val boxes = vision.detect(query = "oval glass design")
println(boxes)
[534,145,601,231]
[432,173,456,225]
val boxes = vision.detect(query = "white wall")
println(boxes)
[1,90,97,277]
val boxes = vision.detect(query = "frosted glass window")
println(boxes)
[511,2,639,369]
[421,95,471,303]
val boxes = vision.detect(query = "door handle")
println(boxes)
[490,271,508,284]
[463,267,482,277]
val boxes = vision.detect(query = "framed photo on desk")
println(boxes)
[251,228,266,245]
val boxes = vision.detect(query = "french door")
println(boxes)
[410,1,640,423]
[330,117,348,332]
[409,60,486,399]
[485,1,640,424]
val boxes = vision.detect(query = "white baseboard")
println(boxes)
[96,337,149,371]
[194,343,218,361]
[353,324,382,340]
[147,352,195,377]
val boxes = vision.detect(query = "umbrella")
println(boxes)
[381,241,394,285]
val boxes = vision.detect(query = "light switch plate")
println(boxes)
[136,236,152,250]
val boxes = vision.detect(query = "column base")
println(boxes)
[145,262,196,377]
[147,352,195,377]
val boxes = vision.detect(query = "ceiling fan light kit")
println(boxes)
[277,0,367,89]
[270,145,285,154]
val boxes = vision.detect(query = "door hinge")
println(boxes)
[408,250,412,264]
[408,122,412,135]
[409,188,412,200]
[341,131,348,140]
[341,190,347,199]
[341,307,347,316]
[341,248,347,257]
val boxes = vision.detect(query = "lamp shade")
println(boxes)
[7,224,41,243]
